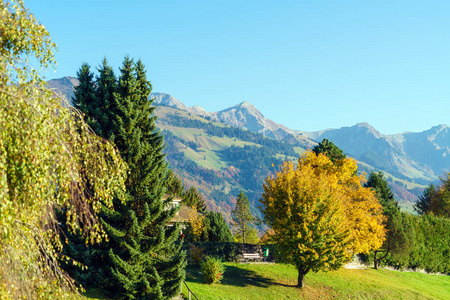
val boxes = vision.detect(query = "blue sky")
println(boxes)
[27,0,450,134]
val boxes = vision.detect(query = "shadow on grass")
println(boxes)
[275,282,298,288]
[186,264,276,288]
[213,149,231,166]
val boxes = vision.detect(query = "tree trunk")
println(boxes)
[374,250,378,270]
[297,268,308,289]
[373,249,389,270]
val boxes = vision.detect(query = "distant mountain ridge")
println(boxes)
[151,92,297,140]
[303,122,450,183]
[48,76,449,194]
[47,76,79,103]
[150,91,449,184]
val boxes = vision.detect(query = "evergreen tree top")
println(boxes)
[364,171,400,223]
[312,139,346,164]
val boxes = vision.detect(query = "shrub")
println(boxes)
[201,257,225,284]
[190,244,204,266]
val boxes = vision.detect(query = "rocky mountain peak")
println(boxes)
[356,122,372,128]
[47,76,79,103]
[238,101,254,108]
[355,122,382,138]
[432,124,449,132]
[150,92,187,111]
[222,101,264,118]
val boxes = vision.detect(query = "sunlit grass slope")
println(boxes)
[183,263,450,300]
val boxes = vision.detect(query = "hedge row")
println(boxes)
[185,242,278,262]
[364,214,450,274]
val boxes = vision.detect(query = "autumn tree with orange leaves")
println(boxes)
[261,151,385,288]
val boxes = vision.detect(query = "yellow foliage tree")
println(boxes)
[332,157,386,254]
[187,205,205,242]
[261,151,385,288]
[0,1,126,298]
[259,228,275,244]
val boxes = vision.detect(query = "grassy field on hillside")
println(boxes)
[158,124,262,170]
[183,263,450,300]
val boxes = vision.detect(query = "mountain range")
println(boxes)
[151,92,300,141]
[151,91,450,184]
[48,76,450,215]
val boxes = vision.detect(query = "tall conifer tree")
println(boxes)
[72,63,99,131]
[202,211,233,242]
[182,186,207,213]
[94,58,117,139]
[68,57,185,299]
[231,191,256,243]
[414,183,436,215]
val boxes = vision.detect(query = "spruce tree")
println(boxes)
[67,57,186,299]
[312,138,346,164]
[182,186,207,213]
[201,211,233,242]
[231,191,256,243]
[94,57,117,139]
[72,63,100,131]
[166,169,184,197]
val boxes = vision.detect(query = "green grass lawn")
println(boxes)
[183,263,450,300]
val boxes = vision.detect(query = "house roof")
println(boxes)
[170,205,202,223]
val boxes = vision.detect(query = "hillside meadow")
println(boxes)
[181,263,450,300]
[82,262,450,299]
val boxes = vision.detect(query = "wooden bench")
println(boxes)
[242,253,262,262]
